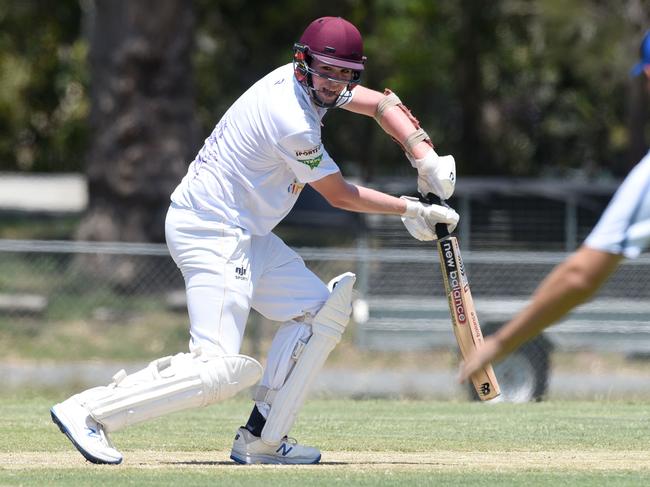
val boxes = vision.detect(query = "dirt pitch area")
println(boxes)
[2,450,649,473]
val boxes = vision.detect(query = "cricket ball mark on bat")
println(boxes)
[428,194,500,401]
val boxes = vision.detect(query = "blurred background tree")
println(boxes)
[0,0,649,240]
[0,0,87,172]
[75,0,199,244]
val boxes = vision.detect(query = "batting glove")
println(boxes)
[400,196,459,241]
[407,149,456,200]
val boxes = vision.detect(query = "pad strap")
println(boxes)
[252,335,309,405]
[252,385,276,404]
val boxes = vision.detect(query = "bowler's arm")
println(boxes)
[459,246,622,381]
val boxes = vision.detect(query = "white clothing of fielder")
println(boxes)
[585,152,650,257]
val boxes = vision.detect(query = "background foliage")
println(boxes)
[0,0,87,172]
[0,0,648,178]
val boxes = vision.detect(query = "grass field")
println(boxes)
[1,394,649,486]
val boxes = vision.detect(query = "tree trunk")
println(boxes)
[77,0,198,244]
[455,0,497,175]
[76,0,198,291]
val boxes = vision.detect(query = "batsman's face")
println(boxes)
[310,60,353,104]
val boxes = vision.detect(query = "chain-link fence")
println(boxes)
[1,238,649,400]
[370,177,619,252]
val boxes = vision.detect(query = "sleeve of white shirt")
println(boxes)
[585,153,650,259]
[276,130,340,184]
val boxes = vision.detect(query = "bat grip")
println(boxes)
[422,193,450,239]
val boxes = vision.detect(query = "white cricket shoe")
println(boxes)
[230,427,321,465]
[50,397,123,465]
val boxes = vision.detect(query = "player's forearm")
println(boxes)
[311,172,406,215]
[332,183,406,215]
[492,246,622,359]
[378,107,432,159]
[346,86,432,159]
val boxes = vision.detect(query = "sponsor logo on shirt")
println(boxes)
[298,154,322,169]
[295,144,323,169]
[234,266,249,281]
[288,179,305,195]
[295,145,321,158]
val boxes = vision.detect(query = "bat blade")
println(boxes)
[437,234,500,400]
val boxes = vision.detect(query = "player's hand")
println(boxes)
[458,336,502,383]
[400,196,459,241]
[408,150,456,200]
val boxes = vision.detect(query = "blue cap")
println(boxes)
[631,30,650,77]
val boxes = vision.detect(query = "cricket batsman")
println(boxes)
[51,16,459,465]
[460,30,650,384]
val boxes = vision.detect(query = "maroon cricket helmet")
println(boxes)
[298,17,366,71]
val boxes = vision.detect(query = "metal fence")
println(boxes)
[1,239,649,400]
[369,177,619,252]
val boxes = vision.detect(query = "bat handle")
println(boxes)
[423,193,450,239]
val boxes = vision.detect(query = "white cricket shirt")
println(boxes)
[585,152,650,258]
[171,63,349,236]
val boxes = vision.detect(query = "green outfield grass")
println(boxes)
[1,394,649,486]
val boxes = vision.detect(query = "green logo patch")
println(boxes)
[298,154,323,169]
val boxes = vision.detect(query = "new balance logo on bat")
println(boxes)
[441,241,467,324]
[480,383,491,396]
[441,240,455,270]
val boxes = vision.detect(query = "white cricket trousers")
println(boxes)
[165,202,329,362]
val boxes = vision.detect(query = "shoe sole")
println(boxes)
[230,453,321,465]
[50,408,122,465]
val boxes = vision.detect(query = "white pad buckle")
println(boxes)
[291,338,308,361]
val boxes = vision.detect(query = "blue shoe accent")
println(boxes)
[230,454,247,465]
[50,408,122,465]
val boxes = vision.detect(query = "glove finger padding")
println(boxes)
[413,152,456,200]
[402,213,436,241]
[400,196,460,241]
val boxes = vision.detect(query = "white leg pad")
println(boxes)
[261,272,356,445]
[255,320,312,418]
[76,351,262,432]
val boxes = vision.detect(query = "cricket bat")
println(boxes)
[430,196,500,400]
